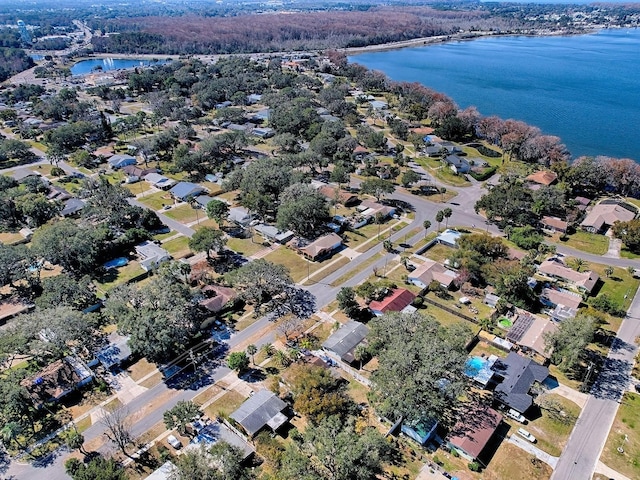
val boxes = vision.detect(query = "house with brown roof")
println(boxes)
[541,216,568,233]
[506,312,558,358]
[357,200,396,221]
[199,285,238,313]
[297,233,343,261]
[122,165,158,178]
[525,170,558,188]
[447,404,503,462]
[407,259,457,290]
[317,185,359,207]
[537,257,599,294]
[21,357,93,408]
[369,288,416,316]
[580,200,637,233]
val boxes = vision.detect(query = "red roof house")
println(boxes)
[368,288,416,316]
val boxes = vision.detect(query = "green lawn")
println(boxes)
[263,247,339,283]
[123,181,153,196]
[558,230,609,255]
[434,166,470,187]
[138,191,174,211]
[94,260,146,296]
[0,231,25,245]
[519,393,581,457]
[601,392,640,479]
[588,262,640,308]
[162,236,191,258]
[153,229,178,242]
[620,246,640,259]
[227,237,267,257]
[203,390,246,420]
[164,204,202,224]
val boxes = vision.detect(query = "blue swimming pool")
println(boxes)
[465,356,485,377]
[465,355,498,387]
[103,257,128,269]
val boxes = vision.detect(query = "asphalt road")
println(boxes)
[552,286,640,480]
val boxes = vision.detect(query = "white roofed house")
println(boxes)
[135,241,171,271]
[580,200,637,234]
[408,258,457,290]
[537,256,599,294]
[107,154,137,170]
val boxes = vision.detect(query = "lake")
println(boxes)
[70,58,166,76]
[349,28,640,161]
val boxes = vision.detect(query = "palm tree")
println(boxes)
[443,207,453,229]
[435,210,444,232]
[261,343,275,358]
[354,344,368,370]
[273,350,291,368]
[1,422,24,450]
[246,344,257,365]
[572,258,587,272]
[604,266,614,278]
[440,187,447,202]
[423,220,431,239]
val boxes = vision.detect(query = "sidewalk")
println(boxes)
[508,434,559,468]
[595,460,633,480]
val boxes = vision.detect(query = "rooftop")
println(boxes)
[491,351,549,413]
[322,321,369,363]
[369,288,416,315]
[229,389,288,437]
[448,404,502,460]
[526,170,558,186]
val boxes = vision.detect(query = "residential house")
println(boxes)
[11,169,42,183]
[369,288,416,316]
[296,233,343,261]
[228,207,252,227]
[170,182,207,201]
[194,195,215,209]
[525,170,558,189]
[483,293,501,308]
[440,141,463,154]
[47,186,72,202]
[230,389,289,438]
[96,331,132,370]
[407,259,457,290]
[540,287,582,321]
[322,321,369,364]
[447,404,503,462]
[537,256,599,294]
[369,100,388,110]
[199,285,238,313]
[107,154,137,170]
[254,224,295,244]
[402,417,438,446]
[353,145,370,160]
[145,461,175,480]
[358,200,396,221]
[21,357,93,408]
[122,165,157,178]
[252,127,275,138]
[188,421,255,460]
[580,200,637,233]
[135,241,171,271]
[246,93,262,104]
[436,229,462,248]
[144,172,175,190]
[506,312,558,358]
[444,154,470,174]
[541,216,568,233]
[491,352,549,414]
[574,196,591,211]
[317,185,359,207]
[60,198,86,217]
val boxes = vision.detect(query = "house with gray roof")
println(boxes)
[230,389,289,438]
[107,154,137,170]
[444,154,470,174]
[145,172,175,190]
[254,224,294,244]
[322,321,369,364]
[170,182,207,201]
[135,241,171,271]
[60,198,86,217]
[228,207,252,227]
[491,351,549,414]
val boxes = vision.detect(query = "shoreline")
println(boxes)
[340,28,598,55]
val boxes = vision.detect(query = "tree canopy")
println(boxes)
[367,311,471,425]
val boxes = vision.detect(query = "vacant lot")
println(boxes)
[601,392,640,479]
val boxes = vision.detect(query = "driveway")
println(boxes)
[508,434,559,468]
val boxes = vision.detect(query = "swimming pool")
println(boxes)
[465,355,498,387]
[498,317,513,328]
[103,257,128,269]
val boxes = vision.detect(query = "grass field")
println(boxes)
[555,230,609,255]
[138,191,174,211]
[203,390,246,419]
[94,260,146,295]
[162,236,191,259]
[601,392,640,479]
[163,204,201,224]
[262,247,345,283]
[227,237,267,257]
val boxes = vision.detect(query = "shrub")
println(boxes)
[469,166,498,181]
[468,461,481,472]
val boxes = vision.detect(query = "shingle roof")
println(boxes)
[409,259,457,288]
[538,257,599,292]
[369,288,416,314]
[580,201,636,231]
[526,170,558,186]
[169,182,206,200]
[491,352,548,413]
[322,321,369,362]
[230,390,287,437]
[448,404,502,459]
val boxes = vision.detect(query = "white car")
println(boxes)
[507,409,526,423]
[517,428,536,443]
[167,434,182,449]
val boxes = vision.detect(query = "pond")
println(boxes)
[70,57,167,76]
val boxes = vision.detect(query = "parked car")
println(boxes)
[507,409,526,423]
[517,428,536,443]
[167,434,182,449]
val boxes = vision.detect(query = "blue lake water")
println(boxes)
[70,58,166,76]
[349,28,640,161]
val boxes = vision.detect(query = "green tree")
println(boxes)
[612,219,640,253]
[400,170,421,188]
[170,441,253,480]
[423,220,431,238]
[189,227,226,260]
[368,311,470,424]
[163,400,200,436]
[205,200,229,227]
[288,363,354,424]
[225,259,293,310]
[435,210,444,232]
[246,344,257,365]
[510,225,544,250]
[1,421,24,449]
[604,266,614,278]
[360,178,395,202]
[64,429,87,455]
[544,314,597,373]
[36,274,97,311]
[572,257,587,273]
[276,183,330,237]
[227,351,249,373]
[65,456,128,480]
[442,207,452,229]
[336,287,359,319]
[280,416,392,480]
